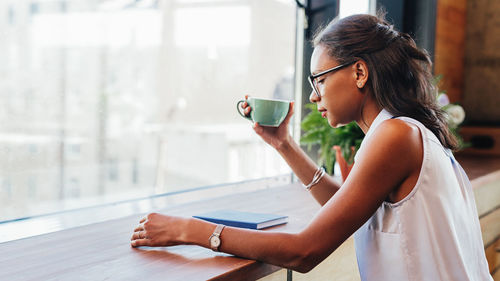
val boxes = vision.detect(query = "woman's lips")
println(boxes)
[321,111,327,118]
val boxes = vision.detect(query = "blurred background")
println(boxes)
[1,0,499,246]
[0,0,299,222]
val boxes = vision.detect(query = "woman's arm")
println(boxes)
[274,135,341,206]
[247,100,340,206]
[131,119,423,273]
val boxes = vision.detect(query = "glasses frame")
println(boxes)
[308,61,356,98]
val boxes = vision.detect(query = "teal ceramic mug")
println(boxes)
[237,97,291,127]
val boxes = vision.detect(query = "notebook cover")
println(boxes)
[193,209,288,230]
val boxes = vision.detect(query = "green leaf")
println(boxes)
[300,103,365,175]
[300,130,323,144]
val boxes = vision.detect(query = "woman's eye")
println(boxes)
[317,79,325,85]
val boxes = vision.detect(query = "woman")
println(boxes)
[131,14,492,280]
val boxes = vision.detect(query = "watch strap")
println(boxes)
[210,224,225,251]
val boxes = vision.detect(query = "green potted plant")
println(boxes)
[300,103,364,178]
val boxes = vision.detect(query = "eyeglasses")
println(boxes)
[308,61,356,98]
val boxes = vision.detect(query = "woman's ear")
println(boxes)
[354,60,369,89]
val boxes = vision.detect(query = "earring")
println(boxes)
[357,82,363,88]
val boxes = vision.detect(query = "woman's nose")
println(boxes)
[309,90,320,103]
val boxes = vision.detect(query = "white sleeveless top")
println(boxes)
[353,109,493,281]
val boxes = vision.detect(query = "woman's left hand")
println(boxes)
[130,213,188,247]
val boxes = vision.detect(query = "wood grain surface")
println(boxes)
[1,156,499,281]
[0,183,318,281]
[434,0,466,103]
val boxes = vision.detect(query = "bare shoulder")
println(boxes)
[356,118,423,178]
[374,118,422,146]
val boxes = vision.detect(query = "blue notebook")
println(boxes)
[193,210,288,230]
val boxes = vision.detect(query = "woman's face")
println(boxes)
[309,45,364,128]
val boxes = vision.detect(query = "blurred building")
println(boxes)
[0,0,296,220]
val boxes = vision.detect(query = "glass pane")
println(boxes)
[339,0,371,18]
[0,0,296,222]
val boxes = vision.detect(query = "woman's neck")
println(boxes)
[356,100,382,134]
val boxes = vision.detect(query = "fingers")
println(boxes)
[131,230,148,240]
[244,105,251,116]
[134,224,144,232]
[131,215,153,247]
[242,95,250,110]
[134,216,147,233]
[131,238,150,248]
[239,100,251,116]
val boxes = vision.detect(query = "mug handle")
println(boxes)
[237,100,253,121]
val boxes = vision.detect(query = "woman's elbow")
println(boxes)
[287,255,321,273]
[285,244,323,273]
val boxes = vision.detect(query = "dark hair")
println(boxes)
[313,13,458,150]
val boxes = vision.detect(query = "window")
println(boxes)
[339,0,374,18]
[30,3,39,16]
[8,5,15,25]
[0,0,296,223]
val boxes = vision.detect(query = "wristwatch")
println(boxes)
[209,224,225,252]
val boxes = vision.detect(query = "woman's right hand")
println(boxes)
[240,95,295,151]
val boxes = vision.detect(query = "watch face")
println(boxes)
[210,236,221,248]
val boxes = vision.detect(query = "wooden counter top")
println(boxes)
[456,155,500,181]
[0,183,318,281]
[1,155,499,281]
